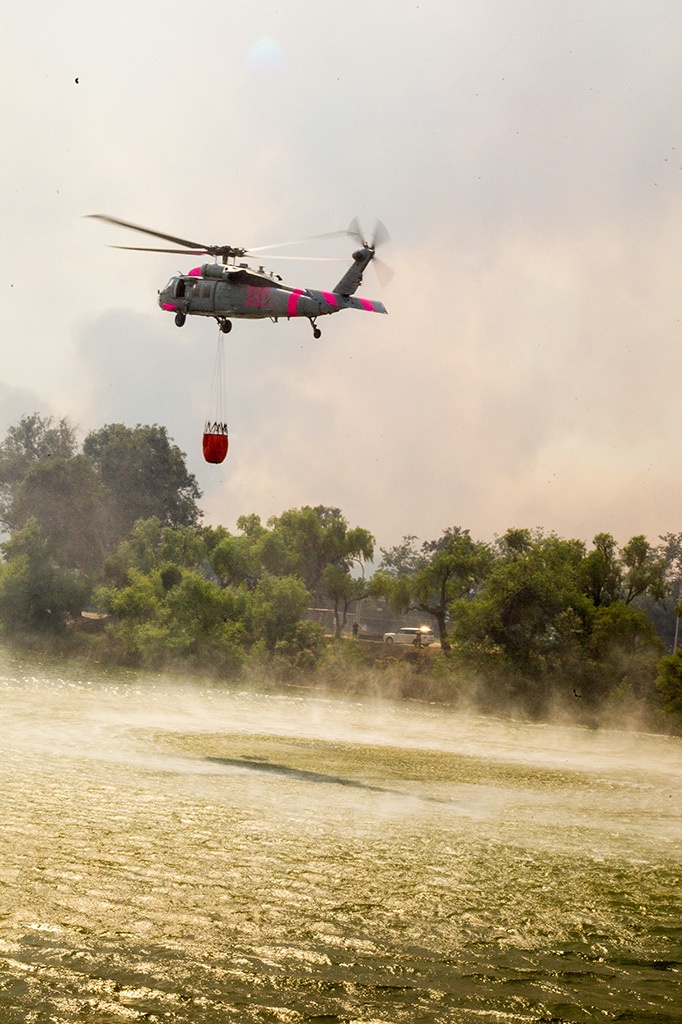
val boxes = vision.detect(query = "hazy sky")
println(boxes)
[3,1,682,551]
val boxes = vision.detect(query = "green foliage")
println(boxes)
[454,534,589,673]
[0,414,78,530]
[96,566,247,673]
[82,423,202,546]
[242,574,312,650]
[451,531,671,716]
[272,620,326,672]
[103,517,206,581]
[377,535,426,577]
[580,532,622,607]
[0,414,679,726]
[84,502,371,676]
[236,513,266,538]
[656,649,682,722]
[266,505,374,595]
[0,412,203,577]
[371,569,412,612]
[620,535,668,604]
[323,562,372,638]
[589,601,661,658]
[264,506,331,591]
[496,528,534,557]
[579,532,668,608]
[211,532,263,588]
[0,412,77,463]
[0,518,88,631]
[95,544,313,674]
[377,527,492,651]
[206,505,378,640]
[96,568,164,622]
[11,455,106,572]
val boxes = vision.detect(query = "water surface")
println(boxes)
[0,653,680,1022]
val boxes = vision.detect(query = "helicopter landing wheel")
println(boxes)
[174,312,186,327]
[219,319,232,334]
[312,325,322,340]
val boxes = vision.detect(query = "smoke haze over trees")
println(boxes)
[0,413,680,733]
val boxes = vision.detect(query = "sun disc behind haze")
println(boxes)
[246,38,286,77]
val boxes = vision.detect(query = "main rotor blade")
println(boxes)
[111,246,347,263]
[246,254,348,262]
[346,217,364,246]
[110,245,207,255]
[89,214,389,271]
[248,228,354,253]
[87,214,207,252]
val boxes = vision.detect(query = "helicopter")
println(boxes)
[88,215,390,339]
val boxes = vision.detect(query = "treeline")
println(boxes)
[0,413,681,731]
[0,414,372,674]
[374,528,682,728]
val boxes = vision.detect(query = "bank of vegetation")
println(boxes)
[1,413,681,733]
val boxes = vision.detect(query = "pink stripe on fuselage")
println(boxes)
[287,288,304,316]
[321,291,338,307]
[358,297,374,311]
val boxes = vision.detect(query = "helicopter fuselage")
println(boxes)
[159,249,386,337]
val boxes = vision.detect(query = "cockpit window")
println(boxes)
[164,277,196,299]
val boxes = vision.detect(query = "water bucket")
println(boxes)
[202,430,229,464]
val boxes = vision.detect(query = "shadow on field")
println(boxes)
[206,756,452,805]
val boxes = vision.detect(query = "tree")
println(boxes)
[656,649,682,725]
[376,527,491,651]
[620,535,667,605]
[210,510,375,636]
[243,574,312,650]
[0,413,77,530]
[453,533,590,673]
[82,423,202,547]
[377,535,426,577]
[94,515,319,671]
[235,513,266,539]
[654,532,682,652]
[265,506,330,591]
[0,518,88,631]
[580,532,622,607]
[589,601,661,662]
[495,528,534,557]
[209,517,298,590]
[323,563,372,639]
[104,517,206,580]
[580,532,667,608]
[10,456,107,572]
[267,505,374,602]
[96,565,246,673]
[658,532,682,595]
[211,531,263,589]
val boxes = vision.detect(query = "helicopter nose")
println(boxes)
[159,290,175,311]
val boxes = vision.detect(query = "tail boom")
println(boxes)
[299,289,387,317]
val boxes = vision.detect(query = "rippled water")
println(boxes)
[0,652,680,1022]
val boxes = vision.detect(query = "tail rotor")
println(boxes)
[346,218,393,286]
